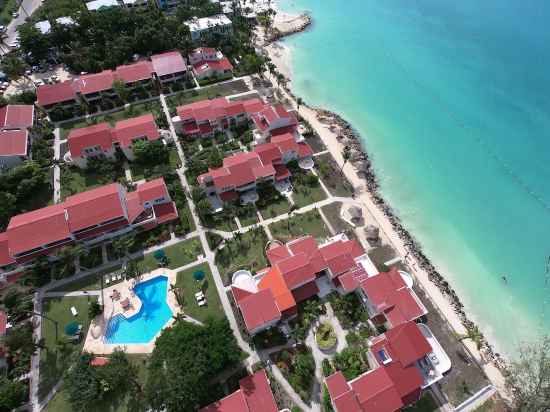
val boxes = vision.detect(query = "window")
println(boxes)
[378,348,392,364]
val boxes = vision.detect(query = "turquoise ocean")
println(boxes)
[278,0,550,356]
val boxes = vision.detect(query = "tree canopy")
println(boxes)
[145,318,242,411]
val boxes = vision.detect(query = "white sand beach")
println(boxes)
[263,44,509,398]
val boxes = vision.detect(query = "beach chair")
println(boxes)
[116,273,122,281]
[111,274,117,282]
[198,299,206,307]
[194,291,204,299]
[105,276,110,285]
[70,306,78,316]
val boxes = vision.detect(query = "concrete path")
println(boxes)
[43,290,100,298]
[270,364,314,412]
[53,128,61,204]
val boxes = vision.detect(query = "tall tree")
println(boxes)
[341,145,352,172]
[506,335,550,411]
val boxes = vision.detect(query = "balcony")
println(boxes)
[417,323,452,388]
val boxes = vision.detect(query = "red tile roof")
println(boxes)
[90,356,110,367]
[254,142,282,165]
[153,202,179,224]
[0,105,34,129]
[257,266,295,313]
[237,289,281,332]
[219,190,239,202]
[350,368,404,412]
[288,236,327,273]
[265,244,292,265]
[360,268,425,326]
[67,122,113,158]
[136,177,168,203]
[113,114,160,148]
[65,183,125,232]
[193,56,233,75]
[200,370,278,412]
[0,130,28,156]
[373,322,432,367]
[151,51,187,77]
[276,253,316,289]
[74,70,115,95]
[231,285,254,303]
[0,233,14,267]
[7,203,71,256]
[319,240,362,277]
[177,97,266,127]
[36,80,78,106]
[291,280,319,303]
[0,310,7,335]
[115,61,153,83]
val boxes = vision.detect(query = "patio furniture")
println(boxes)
[105,277,110,285]
[120,298,130,310]
[195,291,204,299]
[198,300,206,307]
[111,274,117,282]
[111,290,121,300]
[70,306,78,316]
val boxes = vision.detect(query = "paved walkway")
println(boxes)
[53,128,61,204]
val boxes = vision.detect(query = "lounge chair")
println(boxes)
[111,274,117,282]
[105,277,110,285]
[116,273,122,281]
[194,291,204,299]
[70,306,78,316]
[198,300,206,307]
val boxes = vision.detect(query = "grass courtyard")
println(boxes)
[291,172,328,208]
[215,228,269,285]
[135,237,203,273]
[176,263,225,322]
[258,196,291,219]
[269,209,332,242]
[39,296,97,399]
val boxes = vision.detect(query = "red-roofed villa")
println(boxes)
[0,105,35,170]
[188,47,234,80]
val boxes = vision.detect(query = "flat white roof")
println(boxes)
[86,0,120,11]
[185,14,232,32]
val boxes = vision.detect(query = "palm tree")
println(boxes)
[459,325,483,349]
[341,145,352,172]
[296,97,303,111]
[287,204,298,233]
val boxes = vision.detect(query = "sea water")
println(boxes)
[279,0,550,355]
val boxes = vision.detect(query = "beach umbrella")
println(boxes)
[348,206,363,220]
[153,250,166,260]
[65,321,79,336]
[193,270,205,281]
[365,224,380,241]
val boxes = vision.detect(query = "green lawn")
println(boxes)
[130,148,180,181]
[135,237,203,272]
[406,392,440,412]
[60,99,163,139]
[60,164,125,198]
[43,354,150,412]
[269,210,331,242]
[238,207,259,227]
[176,263,225,322]
[215,228,269,285]
[166,79,249,111]
[49,264,123,293]
[258,196,291,219]
[39,296,97,400]
[292,177,328,208]
[321,202,355,235]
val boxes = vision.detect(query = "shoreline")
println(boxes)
[262,9,510,399]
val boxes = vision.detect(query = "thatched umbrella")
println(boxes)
[348,206,363,221]
[365,224,380,241]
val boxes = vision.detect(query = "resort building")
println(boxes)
[185,15,233,42]
[188,47,234,80]
[0,105,35,170]
[231,234,376,335]
[172,97,298,139]
[197,133,313,207]
[0,178,178,270]
[325,321,451,412]
[36,51,187,113]
[85,0,121,11]
[67,114,160,168]
[199,369,278,412]
[150,51,188,85]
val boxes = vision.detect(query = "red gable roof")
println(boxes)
[113,114,159,148]
[200,370,277,412]
[193,56,233,75]
[319,240,361,277]
[360,268,425,326]
[257,266,295,313]
[288,236,327,273]
[0,105,34,129]
[151,51,187,77]
[36,80,77,106]
[136,177,168,203]
[115,61,153,83]
[374,322,432,367]
[0,233,14,267]
[65,183,125,232]
[0,130,28,156]
[350,368,404,412]
[266,244,292,265]
[236,289,281,332]
[7,204,71,255]
[276,253,316,290]
[0,310,7,335]
[74,70,115,95]
[254,142,282,165]
[67,122,113,158]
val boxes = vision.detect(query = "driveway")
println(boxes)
[1,0,43,54]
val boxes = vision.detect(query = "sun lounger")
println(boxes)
[105,277,110,285]
[116,273,122,281]
[194,292,204,299]
[111,274,117,282]
[70,306,78,316]
[198,300,206,307]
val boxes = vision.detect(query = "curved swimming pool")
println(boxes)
[105,275,173,344]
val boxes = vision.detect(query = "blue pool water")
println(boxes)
[279,0,550,355]
[105,275,173,344]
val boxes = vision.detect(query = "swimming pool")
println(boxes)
[105,275,173,344]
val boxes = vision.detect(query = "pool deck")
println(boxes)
[82,268,181,354]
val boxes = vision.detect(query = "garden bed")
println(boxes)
[271,346,315,403]
[315,322,337,351]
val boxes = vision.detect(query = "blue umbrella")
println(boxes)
[65,321,79,336]
[193,270,205,281]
